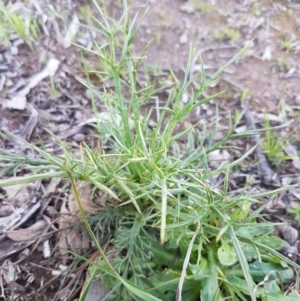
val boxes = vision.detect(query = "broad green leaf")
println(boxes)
[146,270,196,293]
[227,275,300,301]
[122,279,164,301]
[239,242,256,260]
[287,291,300,298]
[181,286,201,301]
[189,257,209,281]
[231,201,251,220]
[254,236,285,251]
[200,250,220,301]
[266,294,300,301]
[218,239,238,266]
[249,260,294,283]
[230,260,294,283]
[165,229,198,262]
[235,225,274,239]
[226,275,255,297]
[216,225,229,242]
[150,240,183,270]
[252,240,300,270]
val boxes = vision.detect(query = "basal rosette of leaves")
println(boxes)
[86,195,297,301]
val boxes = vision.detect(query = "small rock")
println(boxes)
[5,79,13,87]
[10,46,18,56]
[59,264,68,271]
[81,97,89,105]
[262,46,272,61]
[280,240,298,255]
[279,224,298,246]
[179,32,188,44]
[0,205,13,217]
[45,122,57,133]
[185,22,191,29]
[57,123,70,132]
[6,71,18,78]
[180,3,195,14]
[59,71,66,78]
[208,149,231,169]
[85,280,110,301]
[75,110,83,120]
[73,133,85,142]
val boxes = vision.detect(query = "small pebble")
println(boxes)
[59,71,66,78]
[75,110,83,120]
[73,133,85,142]
[278,224,298,246]
[0,205,13,217]
[179,32,188,44]
[179,3,195,14]
[5,79,13,87]
[262,46,272,61]
[280,240,298,255]
[10,46,18,56]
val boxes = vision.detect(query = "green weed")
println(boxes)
[49,76,59,99]
[288,205,300,224]
[213,26,240,42]
[0,3,38,50]
[276,56,291,72]
[280,38,297,52]
[262,111,290,165]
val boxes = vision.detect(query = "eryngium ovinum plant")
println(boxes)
[1,1,300,301]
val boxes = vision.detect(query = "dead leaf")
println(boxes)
[58,182,93,264]
[208,149,230,169]
[20,103,38,141]
[284,144,300,170]
[82,280,110,301]
[4,58,60,110]
[62,14,80,48]
[262,46,272,61]
[6,219,48,242]
[0,239,35,261]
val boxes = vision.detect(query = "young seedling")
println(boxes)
[262,111,291,165]
[280,38,298,52]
